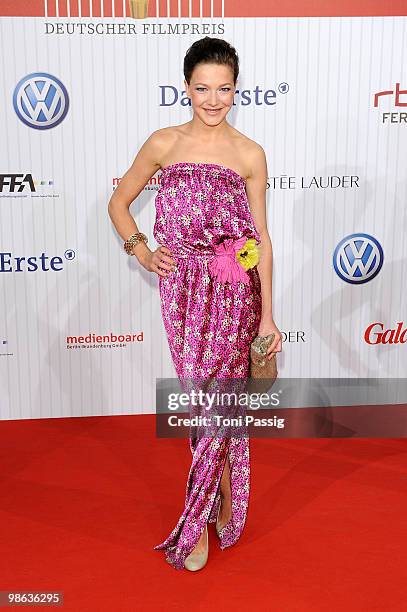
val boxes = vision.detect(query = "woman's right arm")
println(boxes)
[108,130,175,277]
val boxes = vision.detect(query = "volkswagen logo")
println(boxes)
[13,72,69,129]
[333,233,384,284]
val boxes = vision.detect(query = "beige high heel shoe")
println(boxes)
[184,525,208,572]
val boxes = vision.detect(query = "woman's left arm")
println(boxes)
[245,144,282,359]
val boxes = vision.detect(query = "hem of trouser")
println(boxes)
[154,520,242,569]
[154,440,247,569]
[153,521,210,570]
[153,544,193,571]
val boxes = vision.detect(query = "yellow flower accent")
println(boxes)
[236,238,260,271]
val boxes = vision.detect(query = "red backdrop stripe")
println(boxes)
[0,0,406,17]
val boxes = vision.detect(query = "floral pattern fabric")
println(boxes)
[153,162,262,570]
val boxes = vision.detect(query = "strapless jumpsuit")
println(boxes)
[152,162,262,570]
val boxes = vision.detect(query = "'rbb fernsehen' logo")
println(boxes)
[333,233,384,284]
[13,72,69,129]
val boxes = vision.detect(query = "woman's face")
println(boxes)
[184,62,236,126]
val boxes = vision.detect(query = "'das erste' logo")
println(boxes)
[333,233,384,284]
[13,72,69,129]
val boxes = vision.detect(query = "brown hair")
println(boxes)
[183,37,239,85]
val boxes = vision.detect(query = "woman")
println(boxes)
[108,36,282,571]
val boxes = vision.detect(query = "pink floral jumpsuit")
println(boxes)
[153,162,262,570]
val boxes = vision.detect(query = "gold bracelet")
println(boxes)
[124,232,148,255]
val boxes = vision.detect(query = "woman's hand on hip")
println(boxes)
[139,244,176,277]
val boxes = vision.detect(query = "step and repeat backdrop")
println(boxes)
[0,2,406,419]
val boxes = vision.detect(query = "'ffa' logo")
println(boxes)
[13,72,69,129]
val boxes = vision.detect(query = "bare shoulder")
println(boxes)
[121,126,181,181]
[145,126,176,157]
[229,127,267,179]
[147,123,190,166]
[246,141,267,180]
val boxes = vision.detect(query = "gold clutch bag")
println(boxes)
[248,333,278,394]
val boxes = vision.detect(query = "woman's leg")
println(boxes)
[154,382,250,568]
[189,451,232,554]
[213,436,250,549]
[154,433,231,569]
[218,454,232,528]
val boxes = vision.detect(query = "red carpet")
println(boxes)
[1,415,406,611]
